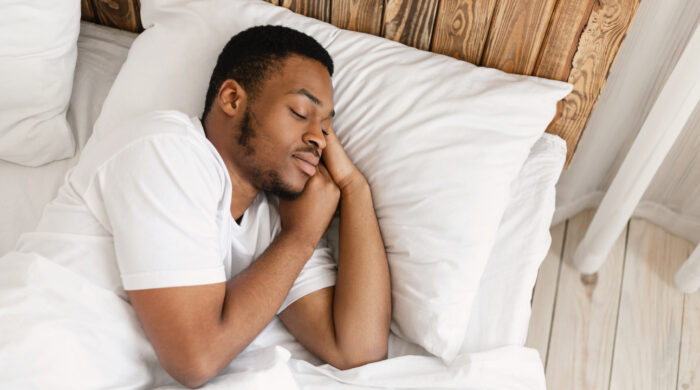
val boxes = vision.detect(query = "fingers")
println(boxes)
[316,163,339,199]
[317,162,333,180]
[325,123,337,137]
[321,124,340,149]
[308,162,333,187]
[314,161,331,180]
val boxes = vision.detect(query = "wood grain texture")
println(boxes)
[532,211,698,387]
[545,210,626,390]
[608,219,690,390]
[92,0,142,32]
[678,289,700,390]
[479,0,557,74]
[382,0,440,51]
[81,0,97,23]
[267,0,332,22]
[525,222,566,366]
[331,0,384,35]
[548,0,641,168]
[534,0,596,82]
[430,0,498,64]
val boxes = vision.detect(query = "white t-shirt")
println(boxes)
[14,110,337,314]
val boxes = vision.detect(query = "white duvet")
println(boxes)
[0,251,544,390]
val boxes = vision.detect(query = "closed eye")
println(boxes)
[289,108,306,120]
[290,107,329,136]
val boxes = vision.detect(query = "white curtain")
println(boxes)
[553,0,700,246]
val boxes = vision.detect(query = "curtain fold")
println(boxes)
[553,0,700,247]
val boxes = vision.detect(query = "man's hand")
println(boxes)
[320,124,365,191]
[278,162,340,251]
[278,124,391,370]
[126,164,341,388]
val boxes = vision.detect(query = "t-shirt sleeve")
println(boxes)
[266,196,337,314]
[94,134,226,291]
[277,235,337,314]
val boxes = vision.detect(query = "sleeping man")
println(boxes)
[125,25,394,386]
[12,25,391,388]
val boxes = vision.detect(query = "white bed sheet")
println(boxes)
[0,22,553,389]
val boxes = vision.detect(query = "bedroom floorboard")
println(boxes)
[527,210,699,390]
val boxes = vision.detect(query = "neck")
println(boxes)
[203,114,259,221]
[225,157,259,221]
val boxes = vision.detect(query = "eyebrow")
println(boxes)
[288,88,336,118]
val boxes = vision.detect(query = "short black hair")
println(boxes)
[201,25,334,122]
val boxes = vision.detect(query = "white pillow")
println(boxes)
[94,0,572,362]
[383,133,567,358]
[461,133,566,353]
[0,0,80,167]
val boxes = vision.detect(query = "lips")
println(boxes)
[292,152,319,176]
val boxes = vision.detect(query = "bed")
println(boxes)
[0,0,638,389]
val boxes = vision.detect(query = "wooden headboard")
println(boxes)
[80,0,640,168]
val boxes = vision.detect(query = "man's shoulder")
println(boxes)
[85,110,207,161]
[71,110,219,193]
[121,110,201,137]
[86,110,203,152]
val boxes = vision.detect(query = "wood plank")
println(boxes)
[92,0,142,33]
[268,0,332,22]
[382,0,441,51]
[547,0,641,168]
[533,0,596,82]
[678,289,700,390]
[545,210,626,390]
[81,0,97,23]
[430,0,498,64]
[479,0,558,74]
[526,221,567,366]
[609,219,690,390]
[331,0,384,35]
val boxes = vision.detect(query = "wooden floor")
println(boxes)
[526,209,700,390]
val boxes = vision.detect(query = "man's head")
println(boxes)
[202,25,335,200]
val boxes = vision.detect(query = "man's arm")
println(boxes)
[127,165,340,388]
[128,232,314,387]
[278,122,392,369]
[279,174,391,369]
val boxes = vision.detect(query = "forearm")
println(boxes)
[209,231,316,374]
[333,176,391,363]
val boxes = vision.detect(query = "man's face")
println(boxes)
[230,55,335,200]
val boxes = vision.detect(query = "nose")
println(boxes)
[302,120,327,151]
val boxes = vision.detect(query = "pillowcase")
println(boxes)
[461,133,566,354]
[383,133,567,358]
[93,0,572,362]
[0,0,80,167]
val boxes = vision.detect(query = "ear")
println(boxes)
[217,79,247,117]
